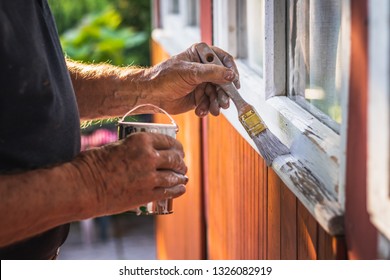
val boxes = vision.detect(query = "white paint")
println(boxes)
[368,0,390,241]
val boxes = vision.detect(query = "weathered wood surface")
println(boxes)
[151,37,346,260]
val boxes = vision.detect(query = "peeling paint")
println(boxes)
[273,154,344,236]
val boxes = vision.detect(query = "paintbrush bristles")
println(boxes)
[252,129,290,166]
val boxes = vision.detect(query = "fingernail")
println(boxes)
[224,69,235,81]
[223,56,233,68]
[220,95,229,108]
[198,109,207,117]
[184,175,189,184]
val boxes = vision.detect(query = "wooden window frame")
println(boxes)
[367,0,390,241]
[154,0,201,55]
[212,0,350,236]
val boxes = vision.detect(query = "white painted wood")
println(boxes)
[154,0,348,236]
[273,155,344,236]
[368,0,390,241]
[267,96,340,194]
[265,0,286,98]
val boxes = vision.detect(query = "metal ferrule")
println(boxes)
[239,109,267,137]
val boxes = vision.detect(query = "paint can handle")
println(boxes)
[119,104,178,130]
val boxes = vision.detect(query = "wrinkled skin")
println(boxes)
[146,43,241,117]
[77,43,241,215]
[0,43,241,247]
[73,132,188,216]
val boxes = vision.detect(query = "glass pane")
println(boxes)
[247,0,264,71]
[288,0,347,130]
[171,0,179,14]
[187,0,199,26]
[238,0,264,75]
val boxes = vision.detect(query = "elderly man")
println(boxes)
[0,0,239,259]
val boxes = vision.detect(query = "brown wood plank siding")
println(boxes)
[267,169,281,259]
[206,115,344,260]
[151,38,346,260]
[280,180,298,259]
[206,114,266,260]
[297,203,318,260]
[152,40,205,260]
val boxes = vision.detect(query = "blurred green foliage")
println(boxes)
[48,0,151,66]
[47,0,152,127]
[60,7,148,66]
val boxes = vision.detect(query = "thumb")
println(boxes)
[190,63,236,85]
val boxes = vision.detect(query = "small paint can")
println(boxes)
[117,104,179,215]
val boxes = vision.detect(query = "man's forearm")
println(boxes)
[67,59,154,120]
[0,160,97,247]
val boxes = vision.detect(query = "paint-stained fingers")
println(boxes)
[194,83,225,117]
[205,84,220,116]
[217,87,230,109]
[154,171,189,188]
[156,150,187,175]
[211,45,240,89]
[154,184,186,198]
[154,170,188,199]
[194,83,207,106]
[144,133,182,151]
[195,98,209,117]
[193,83,209,117]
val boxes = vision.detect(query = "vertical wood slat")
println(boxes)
[267,169,281,259]
[205,113,343,260]
[152,40,205,260]
[206,114,267,259]
[297,202,318,260]
[280,182,298,259]
[318,226,334,260]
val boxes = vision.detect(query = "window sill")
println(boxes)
[224,61,345,236]
[152,32,345,236]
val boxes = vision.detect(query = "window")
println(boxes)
[169,0,179,13]
[287,0,348,132]
[154,0,349,235]
[213,0,264,76]
[155,0,201,54]
[367,0,390,242]
[213,0,349,235]
[239,0,265,75]
[187,0,200,26]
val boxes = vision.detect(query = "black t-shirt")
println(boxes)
[0,0,81,259]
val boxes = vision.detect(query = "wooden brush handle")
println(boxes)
[195,43,249,111]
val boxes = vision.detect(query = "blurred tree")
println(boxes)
[60,7,148,66]
[48,0,110,34]
[112,0,151,66]
[48,0,151,66]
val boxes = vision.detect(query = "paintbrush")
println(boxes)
[195,43,289,166]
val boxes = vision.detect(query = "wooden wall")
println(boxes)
[152,40,206,260]
[205,115,345,260]
[151,40,346,260]
[344,0,377,259]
